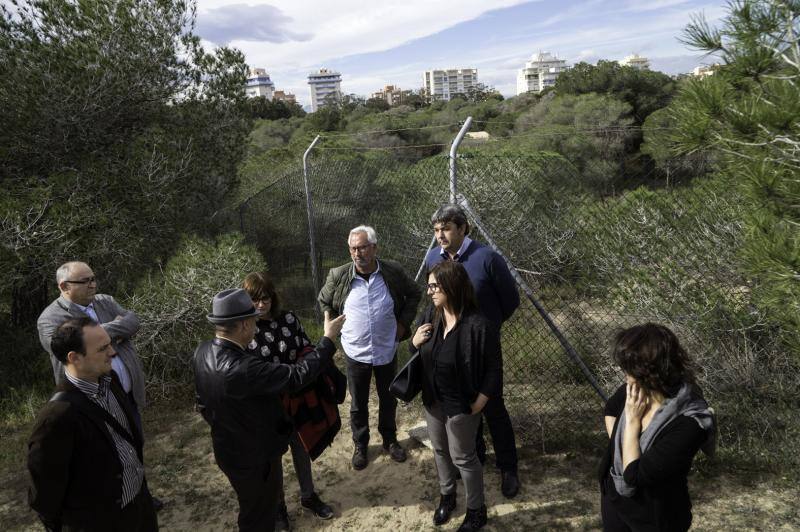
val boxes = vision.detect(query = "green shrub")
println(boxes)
[126,233,266,395]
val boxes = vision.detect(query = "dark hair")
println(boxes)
[242,271,281,317]
[51,317,96,364]
[612,323,695,396]
[431,204,470,235]
[429,261,477,323]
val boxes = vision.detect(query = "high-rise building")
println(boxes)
[423,68,479,102]
[516,52,568,95]
[245,68,275,99]
[619,54,650,70]
[308,68,342,112]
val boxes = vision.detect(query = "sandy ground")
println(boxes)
[2,390,799,531]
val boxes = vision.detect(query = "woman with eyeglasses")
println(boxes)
[411,261,501,532]
[599,323,716,532]
[242,272,335,530]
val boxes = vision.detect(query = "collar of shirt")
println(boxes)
[351,258,382,282]
[65,369,111,400]
[440,236,472,262]
[73,301,99,322]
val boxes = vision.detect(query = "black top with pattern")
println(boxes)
[247,311,312,364]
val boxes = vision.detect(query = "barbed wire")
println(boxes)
[317,123,461,138]
[314,143,449,151]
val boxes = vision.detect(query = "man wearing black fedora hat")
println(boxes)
[193,288,345,532]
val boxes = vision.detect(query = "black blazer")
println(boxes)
[412,309,502,408]
[27,375,144,531]
[599,384,707,532]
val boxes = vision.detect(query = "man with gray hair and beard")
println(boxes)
[318,225,422,471]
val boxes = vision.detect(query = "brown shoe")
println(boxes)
[383,441,407,463]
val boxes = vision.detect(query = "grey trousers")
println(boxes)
[424,402,485,510]
[278,431,315,502]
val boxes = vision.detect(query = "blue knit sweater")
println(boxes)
[424,240,520,328]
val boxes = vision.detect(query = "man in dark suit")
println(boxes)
[27,318,158,532]
[194,288,345,532]
[424,204,522,498]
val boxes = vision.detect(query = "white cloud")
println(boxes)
[197,0,534,70]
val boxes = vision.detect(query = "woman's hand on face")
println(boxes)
[624,381,649,425]
[412,323,433,348]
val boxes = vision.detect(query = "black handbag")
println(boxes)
[389,352,422,403]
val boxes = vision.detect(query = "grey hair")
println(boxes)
[56,262,84,284]
[348,225,378,245]
[431,204,470,235]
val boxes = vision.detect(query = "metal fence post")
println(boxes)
[303,135,322,322]
[449,117,473,203]
[415,234,437,283]
[457,194,608,402]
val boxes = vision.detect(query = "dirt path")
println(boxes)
[2,392,799,531]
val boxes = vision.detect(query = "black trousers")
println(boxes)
[57,483,158,532]
[221,457,282,532]
[345,354,398,446]
[475,393,518,472]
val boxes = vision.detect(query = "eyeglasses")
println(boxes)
[426,283,441,292]
[251,297,272,304]
[350,244,374,254]
[65,276,96,285]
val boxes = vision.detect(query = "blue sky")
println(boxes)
[196,0,726,105]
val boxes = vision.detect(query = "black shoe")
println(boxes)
[275,502,291,531]
[301,492,334,520]
[151,496,164,513]
[383,441,407,463]
[501,470,520,498]
[433,493,457,526]
[457,505,487,532]
[352,444,368,470]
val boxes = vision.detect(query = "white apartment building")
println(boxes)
[619,54,650,70]
[692,64,719,78]
[423,68,479,101]
[245,68,275,99]
[517,52,568,95]
[308,68,342,112]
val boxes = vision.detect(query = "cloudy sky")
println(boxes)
[195,0,726,106]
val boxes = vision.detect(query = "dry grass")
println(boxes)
[2,383,799,531]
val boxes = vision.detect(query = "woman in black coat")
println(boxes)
[411,261,501,532]
[599,323,716,532]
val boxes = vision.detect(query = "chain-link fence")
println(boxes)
[218,130,798,458]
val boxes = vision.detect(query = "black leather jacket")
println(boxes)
[193,336,335,468]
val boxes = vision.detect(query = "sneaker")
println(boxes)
[457,504,487,532]
[383,441,407,463]
[352,443,368,470]
[301,492,334,520]
[275,502,291,531]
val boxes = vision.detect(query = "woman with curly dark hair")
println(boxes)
[599,323,716,532]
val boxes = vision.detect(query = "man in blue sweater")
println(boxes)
[423,203,521,498]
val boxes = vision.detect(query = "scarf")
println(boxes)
[611,382,716,497]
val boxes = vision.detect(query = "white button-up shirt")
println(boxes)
[340,263,398,366]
